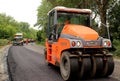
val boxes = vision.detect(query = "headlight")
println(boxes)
[103,41,110,46]
[77,41,81,47]
[102,39,111,48]
[103,41,107,46]
[71,40,83,48]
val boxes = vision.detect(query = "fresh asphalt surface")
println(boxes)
[7,44,120,81]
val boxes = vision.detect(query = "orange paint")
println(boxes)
[61,24,99,40]
[45,38,71,65]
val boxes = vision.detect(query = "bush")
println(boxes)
[114,49,120,56]
[0,39,9,46]
[112,39,120,56]
[36,41,45,46]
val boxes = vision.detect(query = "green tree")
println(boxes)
[108,0,120,40]
[19,22,30,32]
[36,0,113,34]
[35,0,52,28]
[37,30,46,42]
[0,13,18,39]
[0,13,37,41]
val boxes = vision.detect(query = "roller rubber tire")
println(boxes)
[80,57,92,79]
[60,51,79,81]
[104,56,114,77]
[95,57,103,77]
[90,56,96,78]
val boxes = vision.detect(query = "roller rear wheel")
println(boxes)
[80,57,92,79]
[90,56,96,78]
[60,51,79,81]
[95,56,103,77]
[103,56,114,77]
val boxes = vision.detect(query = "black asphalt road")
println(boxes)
[7,45,120,81]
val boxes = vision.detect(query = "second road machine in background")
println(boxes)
[45,6,114,81]
[13,32,23,46]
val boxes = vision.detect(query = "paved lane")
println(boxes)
[7,45,120,81]
[8,46,63,81]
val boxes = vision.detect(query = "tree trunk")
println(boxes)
[95,0,110,37]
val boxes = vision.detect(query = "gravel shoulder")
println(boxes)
[111,59,120,80]
[0,45,10,81]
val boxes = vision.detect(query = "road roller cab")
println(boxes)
[45,6,114,81]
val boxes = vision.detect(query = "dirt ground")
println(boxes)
[0,45,10,81]
[111,59,120,80]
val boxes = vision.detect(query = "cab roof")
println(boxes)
[14,33,23,36]
[48,6,92,15]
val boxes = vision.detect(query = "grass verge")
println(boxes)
[36,41,45,46]
[0,39,10,47]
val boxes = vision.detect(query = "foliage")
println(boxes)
[0,13,18,39]
[35,0,53,42]
[36,0,114,41]
[0,13,37,45]
[37,30,46,42]
[0,39,9,46]
[36,0,120,56]
[19,22,37,39]
[18,22,30,32]
[95,0,110,36]
[108,0,120,40]
[36,41,45,46]
[108,1,120,56]
[112,39,120,56]
[35,0,52,28]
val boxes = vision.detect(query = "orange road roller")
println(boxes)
[44,6,114,81]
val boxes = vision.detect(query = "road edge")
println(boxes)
[1,45,11,81]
